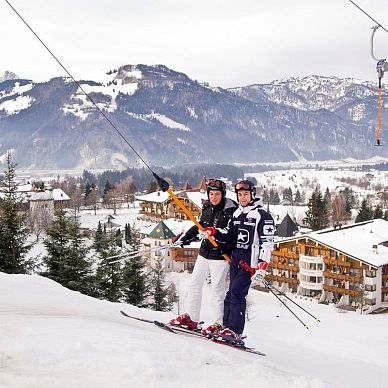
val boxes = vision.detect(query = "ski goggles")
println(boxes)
[207,179,225,191]
[235,182,252,191]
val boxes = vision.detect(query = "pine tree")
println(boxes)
[122,230,149,307]
[294,189,302,204]
[355,199,373,223]
[149,256,172,311]
[273,191,280,205]
[42,209,92,295]
[373,205,383,219]
[95,229,123,302]
[65,211,93,294]
[340,187,355,218]
[95,221,104,253]
[282,187,293,204]
[124,223,132,245]
[42,208,71,283]
[0,153,33,274]
[115,228,122,247]
[305,189,330,231]
[324,187,331,206]
[262,189,269,204]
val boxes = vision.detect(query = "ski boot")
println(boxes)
[201,322,223,337]
[216,327,246,346]
[169,313,202,331]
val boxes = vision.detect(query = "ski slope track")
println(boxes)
[1,272,387,388]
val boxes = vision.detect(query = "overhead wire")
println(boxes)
[4,0,155,175]
[4,0,228,258]
[347,0,388,33]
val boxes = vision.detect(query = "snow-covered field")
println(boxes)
[1,272,387,388]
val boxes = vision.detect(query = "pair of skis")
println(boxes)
[120,310,265,356]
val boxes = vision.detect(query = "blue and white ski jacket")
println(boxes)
[214,199,275,268]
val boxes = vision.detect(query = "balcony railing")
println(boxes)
[271,251,299,259]
[323,284,358,296]
[269,262,299,272]
[323,271,363,283]
[323,257,351,268]
[299,280,323,291]
[265,273,299,285]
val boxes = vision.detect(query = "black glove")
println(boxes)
[180,238,189,248]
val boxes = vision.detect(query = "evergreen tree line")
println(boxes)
[81,164,244,194]
[305,187,387,231]
[0,154,177,311]
[262,187,305,205]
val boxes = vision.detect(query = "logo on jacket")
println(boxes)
[237,229,250,244]
[263,225,275,235]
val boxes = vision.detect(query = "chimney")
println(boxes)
[372,244,378,254]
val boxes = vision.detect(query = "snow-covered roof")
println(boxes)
[29,191,53,201]
[185,191,206,208]
[52,189,70,201]
[136,191,170,203]
[278,219,388,268]
[139,218,194,237]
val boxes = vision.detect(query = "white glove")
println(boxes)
[250,262,268,287]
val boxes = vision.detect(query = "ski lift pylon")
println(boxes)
[371,25,388,146]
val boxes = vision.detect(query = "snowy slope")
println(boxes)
[1,272,387,388]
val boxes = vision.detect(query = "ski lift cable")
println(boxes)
[4,0,229,260]
[346,0,387,146]
[4,0,154,176]
[347,0,388,33]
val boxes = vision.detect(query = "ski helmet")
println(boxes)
[207,178,226,198]
[234,180,256,201]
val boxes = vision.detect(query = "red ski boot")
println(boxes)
[169,313,201,331]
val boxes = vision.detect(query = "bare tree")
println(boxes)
[116,177,136,208]
[85,188,100,215]
[105,189,121,215]
[331,194,349,226]
[70,186,83,213]
[28,207,52,241]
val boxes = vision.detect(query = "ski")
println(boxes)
[120,311,265,356]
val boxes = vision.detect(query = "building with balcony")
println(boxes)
[268,219,388,313]
[139,219,199,272]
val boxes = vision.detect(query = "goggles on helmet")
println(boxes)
[234,180,256,200]
[235,182,253,191]
[207,179,226,191]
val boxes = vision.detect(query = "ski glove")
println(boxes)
[202,227,217,238]
[251,261,269,287]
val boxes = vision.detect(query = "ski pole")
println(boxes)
[266,285,309,329]
[108,242,180,264]
[263,279,321,322]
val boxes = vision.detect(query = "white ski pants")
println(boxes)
[187,255,229,323]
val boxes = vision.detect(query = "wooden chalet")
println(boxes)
[136,177,208,222]
[268,219,388,313]
[140,219,199,272]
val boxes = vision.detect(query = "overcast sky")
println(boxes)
[1,0,388,88]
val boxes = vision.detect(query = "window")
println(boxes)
[365,270,376,278]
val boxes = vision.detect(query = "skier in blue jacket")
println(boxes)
[204,180,275,344]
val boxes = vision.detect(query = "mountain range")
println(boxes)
[0,64,386,169]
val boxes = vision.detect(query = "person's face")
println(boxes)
[209,190,222,206]
[237,190,251,206]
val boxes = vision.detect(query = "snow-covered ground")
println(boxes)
[1,272,387,388]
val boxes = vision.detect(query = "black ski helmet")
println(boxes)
[207,178,226,199]
[234,180,256,201]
